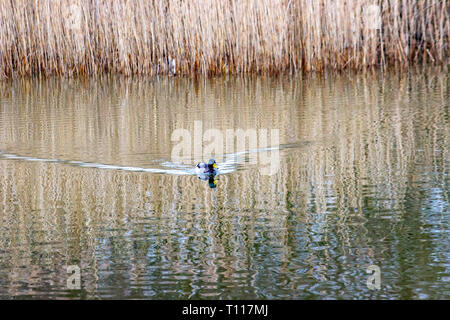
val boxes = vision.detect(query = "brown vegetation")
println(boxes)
[0,0,449,78]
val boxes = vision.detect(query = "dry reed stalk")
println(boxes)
[0,0,448,78]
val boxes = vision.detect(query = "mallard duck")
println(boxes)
[195,158,218,175]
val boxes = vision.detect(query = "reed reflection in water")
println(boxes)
[0,68,448,299]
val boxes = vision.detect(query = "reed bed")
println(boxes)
[0,0,448,78]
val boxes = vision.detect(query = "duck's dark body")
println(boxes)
[195,159,218,175]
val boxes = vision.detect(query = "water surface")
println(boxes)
[0,69,448,299]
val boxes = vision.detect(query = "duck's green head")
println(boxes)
[208,159,218,169]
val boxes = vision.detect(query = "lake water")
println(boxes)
[0,68,448,299]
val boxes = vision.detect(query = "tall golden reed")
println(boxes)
[0,0,448,78]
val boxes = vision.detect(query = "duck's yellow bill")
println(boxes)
[213,163,218,168]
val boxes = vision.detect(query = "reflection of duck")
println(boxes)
[195,159,218,175]
[197,173,218,189]
[196,159,218,188]
[208,175,217,188]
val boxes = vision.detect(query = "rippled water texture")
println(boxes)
[0,69,448,299]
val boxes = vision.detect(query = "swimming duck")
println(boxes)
[195,159,218,175]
